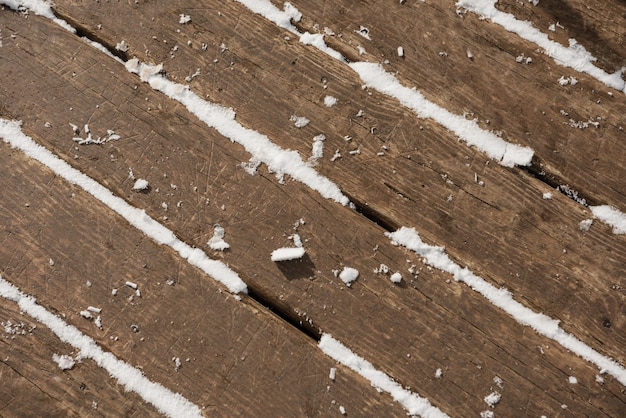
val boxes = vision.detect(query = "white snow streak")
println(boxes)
[457,0,626,94]
[387,226,626,386]
[351,62,533,167]
[590,205,626,235]
[271,247,306,261]
[0,119,247,294]
[124,59,349,206]
[233,0,533,167]
[0,276,202,418]
[319,334,450,418]
[0,0,75,33]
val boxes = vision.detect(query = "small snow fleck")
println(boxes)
[330,149,342,162]
[493,376,504,388]
[329,367,336,380]
[87,306,101,314]
[568,376,578,384]
[324,96,338,107]
[48,258,55,266]
[208,224,230,251]
[484,391,501,407]
[480,411,495,418]
[397,46,404,57]
[595,374,604,384]
[80,310,93,320]
[290,114,310,128]
[95,315,103,330]
[339,267,359,287]
[173,356,182,370]
[133,179,149,191]
[435,368,443,378]
[542,192,553,200]
[125,281,138,290]
[115,40,129,52]
[357,26,371,40]
[390,272,402,283]
[357,45,366,55]
[179,14,191,24]
[339,405,346,415]
[271,247,306,262]
[561,404,568,410]
[466,49,474,60]
[52,354,75,371]
[579,219,593,232]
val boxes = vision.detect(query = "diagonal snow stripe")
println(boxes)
[0,119,247,294]
[0,275,203,418]
[350,62,534,167]
[387,226,626,386]
[320,334,450,418]
[0,0,75,32]
[123,59,350,206]
[457,0,626,94]
[233,0,533,167]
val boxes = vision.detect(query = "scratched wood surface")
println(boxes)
[0,1,625,417]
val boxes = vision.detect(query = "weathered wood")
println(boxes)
[1,4,625,417]
[46,0,626,364]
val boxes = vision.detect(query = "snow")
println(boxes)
[542,192,553,200]
[387,226,626,386]
[323,96,338,107]
[390,272,403,283]
[349,62,533,167]
[0,119,247,294]
[397,46,404,58]
[0,0,76,33]
[178,14,191,24]
[578,219,593,232]
[457,0,626,94]
[329,367,336,380]
[590,205,626,235]
[133,178,149,191]
[435,368,443,378]
[319,334,450,418]
[207,224,230,251]
[271,247,306,262]
[484,391,501,407]
[338,267,359,287]
[290,114,310,128]
[124,59,349,206]
[569,376,578,384]
[0,276,202,418]
[52,353,75,370]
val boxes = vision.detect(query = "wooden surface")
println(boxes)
[1,1,625,416]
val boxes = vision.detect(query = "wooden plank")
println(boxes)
[1,6,625,417]
[45,0,626,365]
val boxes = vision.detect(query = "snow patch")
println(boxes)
[324,95,338,107]
[52,353,76,370]
[290,114,310,128]
[271,247,306,262]
[208,224,230,251]
[133,179,149,191]
[338,267,359,287]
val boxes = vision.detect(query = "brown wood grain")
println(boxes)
[1,4,625,417]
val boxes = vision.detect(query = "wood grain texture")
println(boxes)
[0,3,625,417]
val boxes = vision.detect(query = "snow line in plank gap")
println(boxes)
[387,227,626,386]
[0,0,350,207]
[456,0,626,94]
[234,0,534,168]
[0,119,248,295]
[319,334,450,418]
[0,275,203,418]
